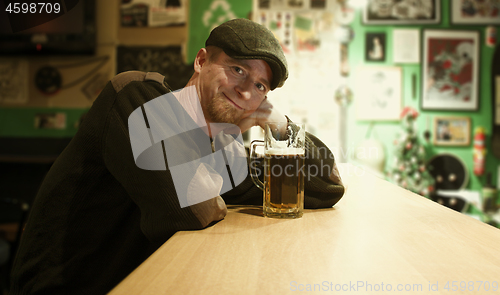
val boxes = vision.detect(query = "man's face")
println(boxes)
[196,49,273,125]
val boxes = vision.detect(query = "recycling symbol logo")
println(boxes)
[203,0,237,31]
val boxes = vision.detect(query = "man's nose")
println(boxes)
[235,79,252,100]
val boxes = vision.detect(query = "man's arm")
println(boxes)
[102,74,227,244]
[237,97,287,133]
[225,99,345,208]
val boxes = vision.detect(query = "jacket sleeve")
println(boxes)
[222,119,345,209]
[101,75,226,244]
[302,132,344,208]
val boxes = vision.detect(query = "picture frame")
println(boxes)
[433,116,471,146]
[365,32,386,62]
[392,29,420,64]
[355,66,402,121]
[363,0,441,25]
[451,0,500,25]
[421,29,479,111]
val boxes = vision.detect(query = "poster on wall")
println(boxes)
[257,0,330,10]
[355,66,402,121]
[365,32,386,62]
[254,0,335,55]
[363,0,441,25]
[421,30,479,111]
[451,0,500,25]
[121,0,186,27]
[392,29,420,64]
[433,116,471,146]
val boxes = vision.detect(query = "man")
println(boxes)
[9,19,344,294]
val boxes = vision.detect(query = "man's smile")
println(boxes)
[223,93,243,110]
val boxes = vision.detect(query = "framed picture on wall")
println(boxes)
[363,0,441,25]
[451,1,500,24]
[355,66,402,121]
[365,32,386,62]
[421,30,479,111]
[392,29,420,64]
[433,116,471,146]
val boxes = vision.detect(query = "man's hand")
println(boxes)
[238,98,287,133]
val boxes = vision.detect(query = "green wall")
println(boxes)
[348,0,499,192]
[0,108,87,138]
[1,0,499,193]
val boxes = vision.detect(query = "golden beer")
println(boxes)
[263,149,304,218]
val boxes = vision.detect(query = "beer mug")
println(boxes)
[250,122,305,218]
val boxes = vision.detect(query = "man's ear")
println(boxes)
[194,48,208,74]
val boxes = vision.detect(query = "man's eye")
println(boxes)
[233,67,244,75]
[256,83,265,91]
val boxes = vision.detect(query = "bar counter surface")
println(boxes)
[109,164,500,295]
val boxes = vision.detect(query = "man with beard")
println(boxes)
[9,19,344,295]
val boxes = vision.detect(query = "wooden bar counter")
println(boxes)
[109,164,500,294]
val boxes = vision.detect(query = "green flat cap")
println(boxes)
[205,18,288,90]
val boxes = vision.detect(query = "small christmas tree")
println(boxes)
[388,107,434,197]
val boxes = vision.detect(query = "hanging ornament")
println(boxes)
[414,172,421,180]
[394,173,401,181]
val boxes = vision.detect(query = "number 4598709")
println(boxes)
[443,281,498,292]
[5,2,62,14]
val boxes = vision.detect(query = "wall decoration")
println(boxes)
[393,28,420,64]
[34,113,67,129]
[116,46,194,91]
[387,107,435,197]
[428,153,469,190]
[120,0,186,27]
[259,11,295,54]
[486,26,497,47]
[355,66,402,121]
[363,0,441,25]
[187,0,252,63]
[294,13,323,53]
[433,116,471,146]
[0,59,28,105]
[421,29,479,111]
[365,32,386,62]
[257,0,330,10]
[334,1,355,25]
[451,0,500,25]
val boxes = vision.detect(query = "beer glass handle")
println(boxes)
[250,140,264,190]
